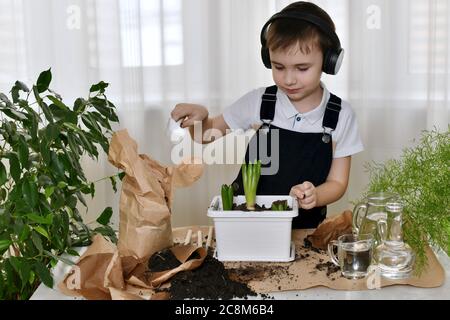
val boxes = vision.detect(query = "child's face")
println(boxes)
[269,42,323,103]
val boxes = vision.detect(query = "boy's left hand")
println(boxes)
[290,182,317,210]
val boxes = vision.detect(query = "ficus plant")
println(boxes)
[241,160,261,211]
[0,69,122,300]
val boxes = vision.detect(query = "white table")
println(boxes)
[30,248,449,300]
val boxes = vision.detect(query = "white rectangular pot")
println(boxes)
[207,195,298,262]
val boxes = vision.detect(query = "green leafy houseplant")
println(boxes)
[363,127,450,273]
[241,160,261,211]
[0,69,121,299]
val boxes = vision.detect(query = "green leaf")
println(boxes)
[15,80,30,92]
[18,136,29,168]
[9,257,30,289]
[31,231,44,254]
[26,213,53,225]
[109,176,117,192]
[75,191,87,207]
[221,184,234,210]
[11,86,20,103]
[90,97,119,122]
[47,95,68,110]
[8,153,21,182]
[67,132,81,157]
[0,239,11,253]
[106,101,119,122]
[90,182,95,198]
[19,225,31,242]
[67,195,77,208]
[22,179,39,208]
[29,271,36,286]
[96,207,113,225]
[0,107,28,121]
[63,122,81,132]
[0,93,12,107]
[93,226,118,244]
[0,188,7,201]
[74,97,87,113]
[45,186,55,198]
[57,181,67,189]
[45,123,59,144]
[33,226,50,240]
[89,81,109,93]
[36,68,52,93]
[67,249,80,257]
[48,88,62,100]
[50,151,65,179]
[43,250,75,266]
[38,174,52,187]
[91,111,112,130]
[118,172,126,180]
[81,114,101,135]
[48,104,72,123]
[0,161,7,186]
[77,131,97,158]
[40,101,54,124]
[34,261,54,288]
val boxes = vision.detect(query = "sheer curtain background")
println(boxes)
[1,0,448,229]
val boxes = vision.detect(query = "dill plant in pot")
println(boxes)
[362,127,450,274]
[0,69,121,299]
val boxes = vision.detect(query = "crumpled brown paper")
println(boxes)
[108,129,203,262]
[59,129,204,299]
[305,210,353,250]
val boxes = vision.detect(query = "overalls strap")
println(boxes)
[322,93,342,130]
[260,85,278,124]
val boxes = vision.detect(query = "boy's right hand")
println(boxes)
[171,103,209,129]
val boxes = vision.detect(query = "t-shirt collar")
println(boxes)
[279,82,330,125]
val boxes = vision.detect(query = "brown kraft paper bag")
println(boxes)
[59,129,204,299]
[107,129,203,265]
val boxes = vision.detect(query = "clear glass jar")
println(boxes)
[373,201,415,279]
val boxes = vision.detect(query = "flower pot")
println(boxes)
[207,195,298,262]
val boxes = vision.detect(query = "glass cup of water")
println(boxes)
[327,233,374,279]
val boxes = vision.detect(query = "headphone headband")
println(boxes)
[260,11,344,75]
[260,12,341,50]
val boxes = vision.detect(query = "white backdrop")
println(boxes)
[0,0,448,228]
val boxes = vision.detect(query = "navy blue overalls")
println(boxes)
[232,85,342,229]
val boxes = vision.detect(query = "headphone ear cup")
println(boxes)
[261,46,272,69]
[322,49,334,75]
[323,48,344,75]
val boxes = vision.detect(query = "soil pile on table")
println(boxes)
[148,248,181,272]
[149,249,257,300]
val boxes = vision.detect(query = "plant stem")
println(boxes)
[242,160,261,211]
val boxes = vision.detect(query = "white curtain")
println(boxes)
[1,0,448,228]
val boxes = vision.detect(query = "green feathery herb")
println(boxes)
[362,127,450,274]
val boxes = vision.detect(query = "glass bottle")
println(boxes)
[373,201,415,279]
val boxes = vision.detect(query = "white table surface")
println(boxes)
[30,246,450,300]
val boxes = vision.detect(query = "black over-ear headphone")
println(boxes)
[260,11,344,75]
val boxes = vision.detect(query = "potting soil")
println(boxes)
[148,249,258,300]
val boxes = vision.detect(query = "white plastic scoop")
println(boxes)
[166,117,187,144]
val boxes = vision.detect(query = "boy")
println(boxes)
[171,1,363,228]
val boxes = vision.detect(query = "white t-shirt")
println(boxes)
[223,83,364,159]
